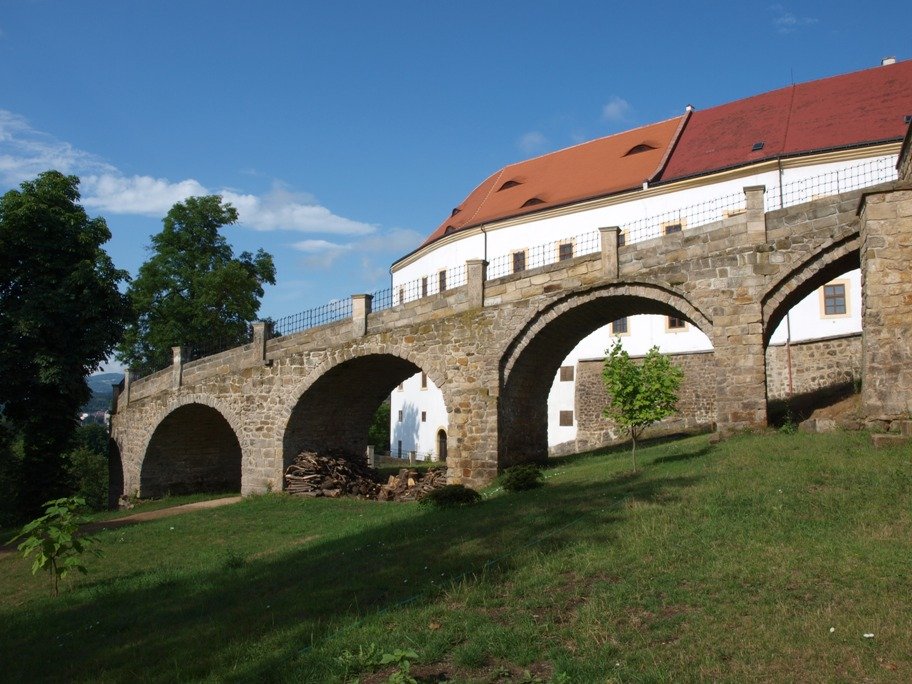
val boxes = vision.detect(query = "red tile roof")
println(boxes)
[418,60,912,251]
[660,60,912,182]
[420,116,685,247]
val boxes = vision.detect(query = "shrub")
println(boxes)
[500,464,544,492]
[419,484,481,508]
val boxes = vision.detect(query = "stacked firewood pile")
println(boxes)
[377,467,447,502]
[284,450,380,498]
[283,450,447,501]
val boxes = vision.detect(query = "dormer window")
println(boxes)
[751,141,765,152]
[498,179,523,191]
[522,197,545,208]
[451,207,461,216]
[444,226,456,235]
[624,143,657,156]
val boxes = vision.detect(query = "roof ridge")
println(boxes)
[691,59,910,114]
[464,168,503,227]
[501,114,686,169]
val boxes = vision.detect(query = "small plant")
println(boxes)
[380,649,419,684]
[12,496,101,596]
[336,642,383,680]
[779,405,799,434]
[499,464,544,492]
[419,484,481,508]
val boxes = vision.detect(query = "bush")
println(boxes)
[419,484,481,508]
[499,464,544,492]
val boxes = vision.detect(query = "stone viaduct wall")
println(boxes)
[110,173,912,498]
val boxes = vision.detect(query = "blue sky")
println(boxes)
[1,1,909,367]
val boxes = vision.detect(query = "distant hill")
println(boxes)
[82,372,124,414]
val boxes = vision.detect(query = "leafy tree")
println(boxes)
[11,496,101,596]
[0,171,130,516]
[602,339,684,471]
[368,400,391,451]
[117,195,275,375]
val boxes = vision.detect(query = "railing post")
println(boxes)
[366,444,375,467]
[351,294,372,337]
[171,346,184,389]
[251,321,268,364]
[599,226,620,278]
[466,259,487,307]
[744,185,767,239]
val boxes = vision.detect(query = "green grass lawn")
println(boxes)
[1,431,910,682]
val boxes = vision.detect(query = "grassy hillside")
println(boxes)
[1,431,910,682]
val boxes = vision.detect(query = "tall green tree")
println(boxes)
[0,171,130,515]
[602,339,684,471]
[117,195,276,375]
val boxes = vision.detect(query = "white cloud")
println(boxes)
[291,239,351,253]
[518,131,548,154]
[0,109,375,235]
[601,96,631,123]
[769,4,818,33]
[288,227,423,272]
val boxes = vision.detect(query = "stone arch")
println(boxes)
[277,348,450,476]
[761,232,860,345]
[139,396,245,498]
[498,282,713,467]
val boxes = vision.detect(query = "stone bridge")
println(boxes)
[109,166,912,499]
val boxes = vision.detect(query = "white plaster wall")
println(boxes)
[389,373,448,461]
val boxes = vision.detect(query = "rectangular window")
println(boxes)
[420,371,427,389]
[822,282,848,316]
[421,277,428,298]
[612,317,629,335]
[664,223,683,235]
[559,366,574,382]
[421,411,426,423]
[398,287,405,304]
[438,270,447,292]
[559,410,574,426]
[558,242,574,261]
[398,410,403,422]
[397,440,402,458]
[667,315,686,330]
[512,250,526,273]
[618,230,626,247]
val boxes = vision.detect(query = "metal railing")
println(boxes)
[270,299,352,338]
[765,156,897,212]
[144,155,898,374]
[185,324,254,362]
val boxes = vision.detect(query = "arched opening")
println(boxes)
[140,404,241,498]
[500,288,714,468]
[764,249,863,425]
[282,354,447,476]
[437,429,448,463]
[107,437,123,509]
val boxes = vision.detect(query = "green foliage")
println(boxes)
[0,171,130,515]
[63,425,109,511]
[602,339,684,470]
[12,496,101,596]
[117,195,276,375]
[499,464,545,492]
[380,649,419,684]
[368,400,391,450]
[418,484,482,508]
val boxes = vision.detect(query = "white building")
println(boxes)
[387,60,912,459]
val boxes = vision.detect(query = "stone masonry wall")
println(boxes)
[766,333,861,401]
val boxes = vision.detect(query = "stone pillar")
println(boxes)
[744,185,766,239]
[599,226,620,278]
[712,302,768,433]
[897,123,912,181]
[171,346,184,389]
[365,444,375,467]
[408,450,416,465]
[446,384,499,488]
[351,294,372,337]
[859,185,912,422]
[251,321,268,364]
[121,369,133,408]
[466,259,487,307]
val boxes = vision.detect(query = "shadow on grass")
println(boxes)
[0,465,701,682]
[551,432,710,468]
